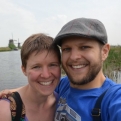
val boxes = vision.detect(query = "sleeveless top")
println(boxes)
[1,91,58,121]
[1,93,27,121]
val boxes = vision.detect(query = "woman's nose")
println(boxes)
[40,67,51,78]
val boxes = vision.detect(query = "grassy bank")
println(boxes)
[0,47,11,52]
[103,45,121,79]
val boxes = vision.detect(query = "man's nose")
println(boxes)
[70,49,82,60]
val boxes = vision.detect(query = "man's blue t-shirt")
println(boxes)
[55,76,121,121]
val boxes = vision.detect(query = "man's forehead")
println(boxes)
[61,36,97,46]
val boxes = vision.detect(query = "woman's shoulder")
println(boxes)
[0,98,11,120]
[0,92,25,121]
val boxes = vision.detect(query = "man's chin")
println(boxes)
[69,77,92,86]
[69,78,83,85]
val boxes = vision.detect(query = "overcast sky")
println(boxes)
[0,0,121,47]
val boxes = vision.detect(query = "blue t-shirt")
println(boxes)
[55,76,121,121]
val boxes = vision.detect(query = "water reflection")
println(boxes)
[111,71,121,84]
[0,51,27,91]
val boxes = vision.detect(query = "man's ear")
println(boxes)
[102,44,110,61]
[21,65,27,76]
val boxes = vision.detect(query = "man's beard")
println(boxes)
[62,61,102,86]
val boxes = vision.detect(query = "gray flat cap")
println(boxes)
[53,18,107,46]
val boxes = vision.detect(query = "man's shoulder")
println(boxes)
[103,77,121,98]
[102,83,121,107]
[101,83,121,120]
[107,84,121,95]
[104,77,117,86]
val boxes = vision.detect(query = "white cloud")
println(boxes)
[0,0,39,46]
[0,0,121,46]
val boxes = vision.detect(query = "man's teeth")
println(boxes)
[72,65,85,69]
[39,81,52,85]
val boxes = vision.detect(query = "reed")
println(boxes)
[103,46,121,81]
[103,46,121,71]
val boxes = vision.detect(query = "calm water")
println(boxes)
[0,50,27,91]
[0,51,121,91]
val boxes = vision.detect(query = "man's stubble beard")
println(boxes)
[62,58,102,86]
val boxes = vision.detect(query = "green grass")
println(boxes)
[103,46,121,82]
[103,46,121,78]
[0,47,11,52]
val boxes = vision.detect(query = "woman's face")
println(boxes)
[22,50,61,96]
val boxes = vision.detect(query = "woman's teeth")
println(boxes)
[39,81,52,86]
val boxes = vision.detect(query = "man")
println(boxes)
[53,18,121,121]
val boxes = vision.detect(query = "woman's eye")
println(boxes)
[33,66,40,69]
[50,64,59,67]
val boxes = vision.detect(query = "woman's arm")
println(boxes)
[0,100,11,121]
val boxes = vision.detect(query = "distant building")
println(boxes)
[17,42,21,48]
[8,39,21,48]
[9,39,14,45]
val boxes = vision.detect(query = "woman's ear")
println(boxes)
[102,44,110,61]
[21,65,27,76]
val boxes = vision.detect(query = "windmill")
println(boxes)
[14,38,22,48]
[8,33,22,49]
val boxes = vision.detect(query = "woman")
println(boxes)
[0,33,61,121]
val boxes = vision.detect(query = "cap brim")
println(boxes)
[54,33,105,46]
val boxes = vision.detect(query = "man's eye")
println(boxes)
[62,48,70,52]
[81,46,89,49]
